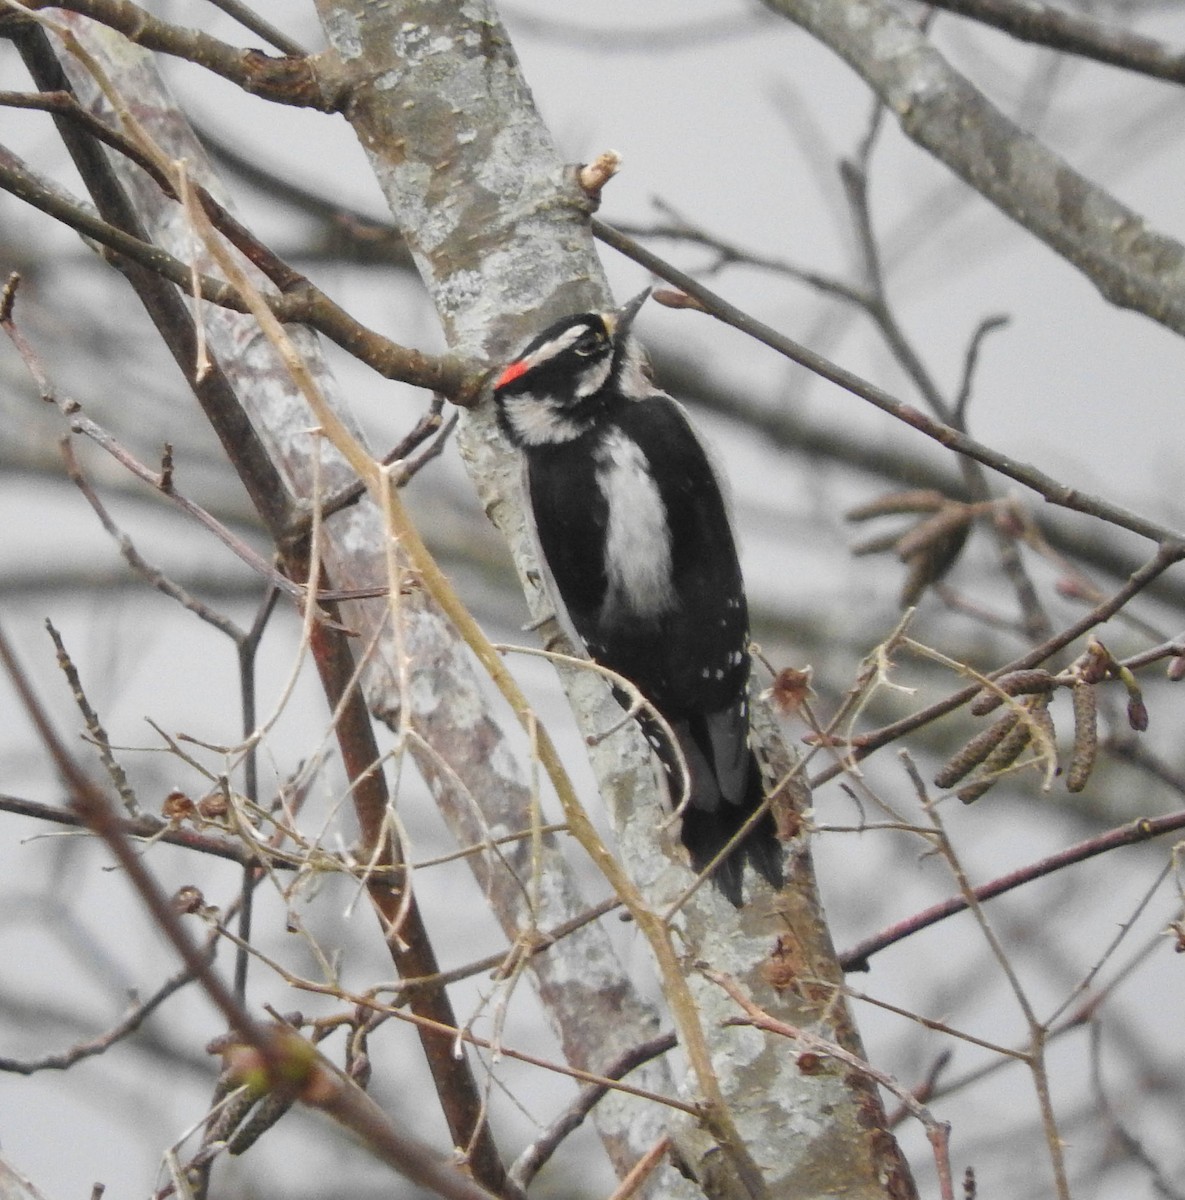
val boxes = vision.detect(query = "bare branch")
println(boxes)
[840,803,1185,970]
[594,217,1185,548]
[508,1033,677,1191]
[0,948,210,1075]
[13,0,337,108]
[761,0,1185,338]
[928,0,1185,88]
[0,144,469,397]
[828,544,1183,777]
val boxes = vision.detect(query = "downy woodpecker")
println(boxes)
[492,290,783,905]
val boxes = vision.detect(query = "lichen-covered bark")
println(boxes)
[314,2,916,1197]
[47,12,682,1191]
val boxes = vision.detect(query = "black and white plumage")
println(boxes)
[492,290,783,905]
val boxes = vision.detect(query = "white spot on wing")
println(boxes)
[597,430,675,619]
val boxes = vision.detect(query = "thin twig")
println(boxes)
[0,143,469,397]
[43,618,141,817]
[838,799,1185,971]
[507,1033,677,1190]
[11,0,332,108]
[594,217,1185,547]
[605,1136,673,1200]
[1,625,502,1200]
[904,752,1069,1200]
[820,544,1183,783]
[201,0,306,57]
[0,940,213,1074]
[926,0,1185,88]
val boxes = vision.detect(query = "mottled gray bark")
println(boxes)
[45,13,678,1192]
[313,2,914,1197]
[33,2,917,1195]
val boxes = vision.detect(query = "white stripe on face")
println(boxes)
[521,323,591,373]
[574,356,612,397]
[500,392,589,445]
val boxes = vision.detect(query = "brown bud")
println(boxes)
[652,288,707,312]
[173,885,205,914]
[1076,637,1113,686]
[162,789,196,822]
[796,1052,825,1075]
[197,791,229,820]
[1115,665,1148,732]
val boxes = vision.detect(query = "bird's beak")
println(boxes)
[606,288,651,340]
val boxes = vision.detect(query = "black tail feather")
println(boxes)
[680,789,783,907]
[636,706,784,906]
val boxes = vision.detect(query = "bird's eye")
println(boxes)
[573,330,603,357]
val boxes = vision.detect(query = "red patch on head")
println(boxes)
[494,360,529,391]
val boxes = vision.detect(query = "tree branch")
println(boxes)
[761,0,1185,338]
[928,0,1185,88]
[596,218,1185,547]
[11,0,338,108]
[0,141,468,397]
[839,808,1185,971]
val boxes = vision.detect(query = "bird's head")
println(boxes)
[493,289,650,446]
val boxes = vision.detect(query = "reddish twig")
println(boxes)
[839,809,1185,971]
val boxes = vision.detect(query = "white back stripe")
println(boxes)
[596,429,675,619]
